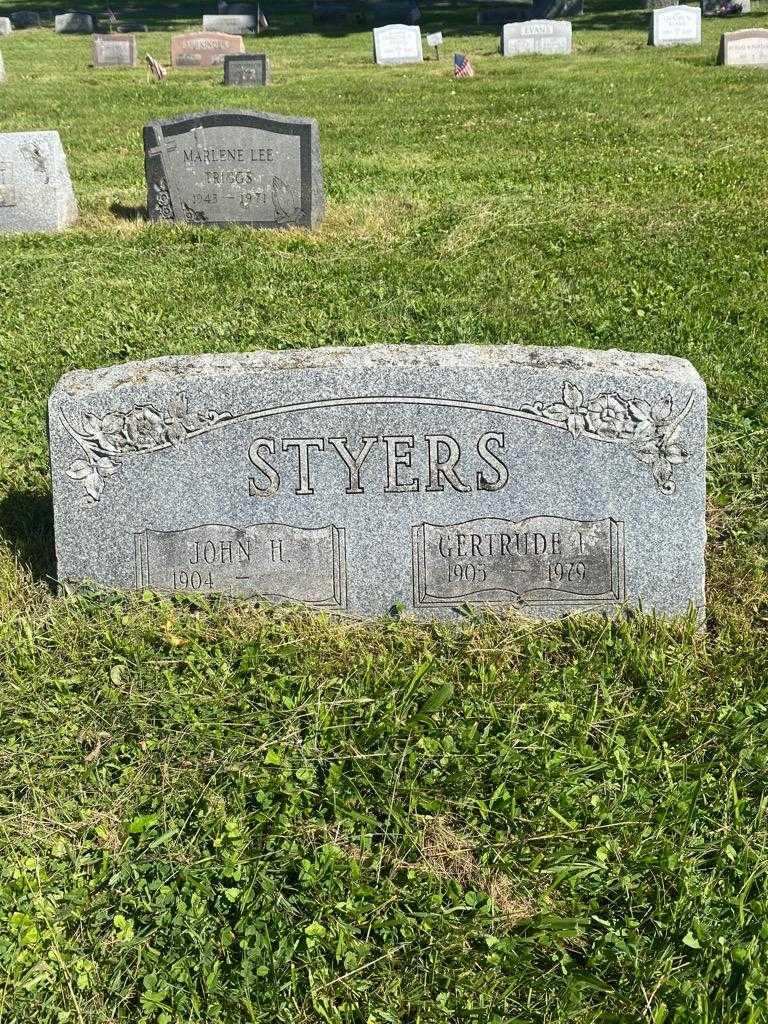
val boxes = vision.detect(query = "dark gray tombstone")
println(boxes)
[92,32,139,66]
[10,11,41,27]
[224,53,270,85]
[144,110,324,228]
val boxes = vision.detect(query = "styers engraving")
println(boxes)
[134,522,347,608]
[61,383,695,504]
[412,516,625,609]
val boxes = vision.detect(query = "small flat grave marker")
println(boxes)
[170,30,244,68]
[649,4,701,45]
[48,345,707,621]
[373,23,423,64]
[502,19,572,56]
[0,130,78,232]
[55,11,94,32]
[144,109,324,228]
[224,53,270,85]
[718,27,768,64]
[92,33,138,66]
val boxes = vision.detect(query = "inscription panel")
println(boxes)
[413,517,624,609]
[135,523,347,608]
[170,31,244,69]
[49,345,707,621]
[93,33,138,67]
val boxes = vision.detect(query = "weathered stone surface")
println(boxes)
[373,23,423,64]
[718,27,768,64]
[224,53,270,85]
[502,19,572,55]
[144,110,324,228]
[92,32,138,66]
[10,10,41,27]
[49,345,707,621]
[649,4,700,45]
[55,11,94,32]
[202,13,256,34]
[170,30,244,68]
[0,18,12,35]
[0,131,78,233]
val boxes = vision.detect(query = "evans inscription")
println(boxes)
[135,523,347,608]
[413,517,625,609]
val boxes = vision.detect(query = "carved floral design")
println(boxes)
[61,383,694,504]
[153,178,173,220]
[523,382,692,494]
[271,176,303,224]
[182,201,208,224]
[63,396,232,502]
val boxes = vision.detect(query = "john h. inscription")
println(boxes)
[143,110,324,228]
[49,345,707,621]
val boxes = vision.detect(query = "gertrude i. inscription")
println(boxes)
[413,517,624,610]
[49,345,707,621]
[144,110,324,228]
[135,523,347,608]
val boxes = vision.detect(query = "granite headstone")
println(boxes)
[373,23,423,64]
[0,130,78,232]
[92,32,138,66]
[202,13,256,33]
[224,53,270,85]
[55,11,94,32]
[718,27,768,64]
[144,110,324,228]
[10,10,41,27]
[170,30,244,68]
[649,4,700,45]
[0,17,12,34]
[502,19,572,55]
[0,49,4,83]
[49,345,706,621]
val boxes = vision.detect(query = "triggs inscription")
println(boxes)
[135,523,347,608]
[49,345,707,621]
[412,517,624,609]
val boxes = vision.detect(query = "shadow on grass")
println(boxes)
[110,202,147,222]
[0,489,56,589]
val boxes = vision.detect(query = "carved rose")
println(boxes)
[545,381,590,437]
[587,393,629,438]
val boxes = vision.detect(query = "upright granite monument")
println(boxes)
[170,30,244,68]
[718,28,768,65]
[92,33,138,67]
[502,20,572,55]
[143,110,324,228]
[224,53,270,85]
[202,12,256,33]
[373,23,423,64]
[49,345,707,621]
[55,11,94,32]
[9,11,41,27]
[649,4,700,46]
[0,131,78,232]
[0,18,12,34]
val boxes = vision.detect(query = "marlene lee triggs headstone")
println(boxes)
[143,110,324,228]
[49,345,706,621]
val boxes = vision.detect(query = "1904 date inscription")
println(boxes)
[412,516,625,610]
[134,522,347,608]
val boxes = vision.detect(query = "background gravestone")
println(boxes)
[0,49,4,83]
[48,345,707,622]
[0,130,78,232]
[0,18,12,34]
[718,27,768,64]
[144,110,324,228]
[10,11,41,27]
[203,13,257,33]
[502,19,572,55]
[92,33,138,66]
[370,2,421,26]
[373,23,423,64]
[313,1,353,22]
[170,30,244,68]
[224,53,270,85]
[55,11,94,32]
[649,4,700,45]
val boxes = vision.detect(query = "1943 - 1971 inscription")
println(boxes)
[48,345,707,621]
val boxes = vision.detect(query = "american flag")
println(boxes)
[257,6,269,30]
[454,52,474,77]
[145,53,167,80]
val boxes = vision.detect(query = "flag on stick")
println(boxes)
[257,5,268,31]
[146,53,167,81]
[453,52,474,77]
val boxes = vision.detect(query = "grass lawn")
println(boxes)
[1,1,768,1020]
